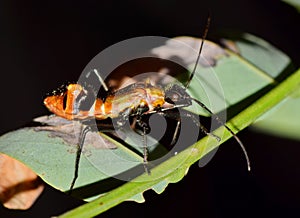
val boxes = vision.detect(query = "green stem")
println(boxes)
[58,68,300,218]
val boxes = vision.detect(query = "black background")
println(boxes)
[0,0,300,217]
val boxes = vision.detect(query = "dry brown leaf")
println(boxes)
[34,115,117,149]
[0,153,44,210]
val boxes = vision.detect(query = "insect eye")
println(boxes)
[171,93,180,102]
[165,91,181,104]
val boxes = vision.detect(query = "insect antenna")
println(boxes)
[182,15,250,171]
[185,15,211,89]
[189,97,251,171]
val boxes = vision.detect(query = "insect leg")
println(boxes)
[92,69,109,92]
[180,110,221,141]
[135,115,151,174]
[161,96,251,171]
[69,124,91,192]
[190,97,251,171]
[84,68,109,92]
[157,109,220,144]
[171,120,181,146]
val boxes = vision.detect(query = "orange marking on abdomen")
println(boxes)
[94,98,113,119]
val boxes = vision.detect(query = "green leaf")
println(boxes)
[282,0,300,12]
[0,127,136,191]
[252,88,300,140]
[58,68,300,217]
[0,34,296,217]
[183,33,291,115]
[0,116,169,198]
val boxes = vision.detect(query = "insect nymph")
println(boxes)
[44,18,250,191]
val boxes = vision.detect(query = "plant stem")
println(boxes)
[58,68,300,218]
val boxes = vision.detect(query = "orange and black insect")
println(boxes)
[44,17,250,191]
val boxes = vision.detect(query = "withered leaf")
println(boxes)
[0,154,44,210]
[34,115,116,149]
